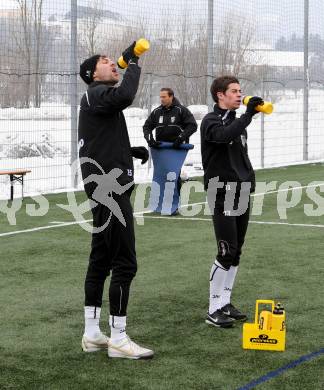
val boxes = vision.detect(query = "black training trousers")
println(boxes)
[210,191,250,270]
[84,188,137,316]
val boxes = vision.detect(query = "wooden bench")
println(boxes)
[0,169,31,200]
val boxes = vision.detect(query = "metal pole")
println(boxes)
[147,73,153,172]
[260,78,265,168]
[303,0,309,161]
[206,0,214,112]
[147,73,153,115]
[70,0,78,188]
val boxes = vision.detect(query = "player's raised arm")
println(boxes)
[201,96,263,144]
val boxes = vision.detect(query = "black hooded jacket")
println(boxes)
[78,62,141,187]
[200,104,255,192]
[143,98,197,142]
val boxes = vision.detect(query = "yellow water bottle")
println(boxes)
[117,38,150,69]
[243,95,274,114]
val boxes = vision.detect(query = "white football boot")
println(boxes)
[108,336,154,360]
[82,333,109,352]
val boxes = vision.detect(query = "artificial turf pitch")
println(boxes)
[0,163,323,390]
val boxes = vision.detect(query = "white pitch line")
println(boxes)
[1,214,324,238]
[176,181,324,209]
[142,215,324,229]
[0,209,155,238]
[0,207,156,237]
[0,219,92,237]
[1,182,324,238]
[252,182,324,197]
[250,220,324,228]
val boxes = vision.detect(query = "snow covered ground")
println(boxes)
[0,90,324,199]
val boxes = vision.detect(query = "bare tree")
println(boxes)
[175,15,208,106]
[14,0,46,107]
[15,0,32,107]
[80,1,104,56]
[33,0,43,107]
[135,10,209,107]
[216,13,254,76]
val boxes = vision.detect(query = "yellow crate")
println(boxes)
[242,300,286,351]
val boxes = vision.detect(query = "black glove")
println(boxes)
[172,134,185,149]
[118,41,138,68]
[144,133,161,148]
[245,96,264,115]
[131,146,149,164]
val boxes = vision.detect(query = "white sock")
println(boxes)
[220,265,239,308]
[209,260,228,314]
[109,315,127,342]
[84,306,101,338]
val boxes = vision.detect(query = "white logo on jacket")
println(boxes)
[159,116,163,124]
[171,116,175,123]
[78,139,84,150]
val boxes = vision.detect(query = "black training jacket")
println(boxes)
[78,62,141,188]
[143,97,197,142]
[200,104,255,192]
